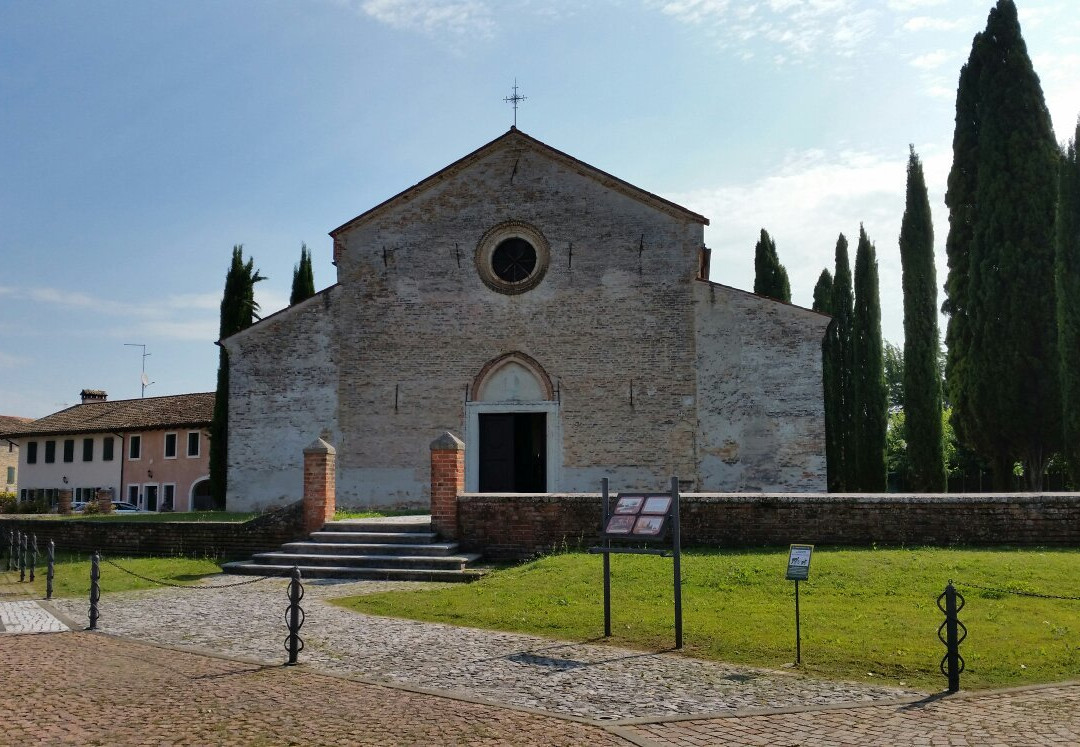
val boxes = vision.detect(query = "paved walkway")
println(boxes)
[0,599,69,633]
[1,575,1069,745]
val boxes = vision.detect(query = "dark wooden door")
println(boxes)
[478,413,546,492]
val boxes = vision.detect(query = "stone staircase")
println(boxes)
[222,515,485,582]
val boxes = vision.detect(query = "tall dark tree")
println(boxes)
[1058,118,1080,484]
[824,235,854,491]
[753,229,792,303]
[851,226,887,492]
[942,0,1061,489]
[290,243,316,305]
[900,146,946,492]
[813,269,833,313]
[210,245,265,508]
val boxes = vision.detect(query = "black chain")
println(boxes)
[956,580,1080,601]
[100,557,286,589]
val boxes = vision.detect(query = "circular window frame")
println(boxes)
[475,221,550,295]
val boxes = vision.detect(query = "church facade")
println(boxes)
[222,129,830,511]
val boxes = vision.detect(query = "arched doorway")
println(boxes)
[466,352,561,493]
[189,478,214,511]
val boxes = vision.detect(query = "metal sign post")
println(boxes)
[785,544,813,665]
[590,476,683,649]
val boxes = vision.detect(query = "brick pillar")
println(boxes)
[96,488,113,514]
[430,431,464,540]
[303,438,337,535]
[58,489,73,515]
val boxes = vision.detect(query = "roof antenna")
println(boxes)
[124,343,154,398]
[504,79,526,128]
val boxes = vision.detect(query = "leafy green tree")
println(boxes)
[290,243,316,305]
[813,269,833,313]
[851,226,887,492]
[824,235,854,491]
[210,245,266,508]
[900,146,946,492]
[883,342,904,410]
[942,0,1061,489]
[753,228,792,303]
[1058,119,1080,484]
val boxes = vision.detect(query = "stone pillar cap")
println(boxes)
[304,437,336,455]
[430,431,465,451]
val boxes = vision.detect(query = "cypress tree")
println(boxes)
[290,243,316,305]
[753,228,792,303]
[1058,118,1080,484]
[942,0,1060,489]
[210,245,265,508]
[851,226,887,492]
[813,269,833,314]
[824,235,854,491]
[900,146,946,492]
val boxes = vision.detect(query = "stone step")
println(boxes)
[221,561,485,583]
[279,541,462,557]
[320,518,432,533]
[248,551,481,570]
[309,531,439,545]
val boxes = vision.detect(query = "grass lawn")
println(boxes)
[331,546,1080,691]
[333,508,429,520]
[0,552,223,598]
[15,511,258,523]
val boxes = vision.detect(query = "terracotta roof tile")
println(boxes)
[0,393,214,439]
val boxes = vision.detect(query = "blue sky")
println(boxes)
[2,0,1079,417]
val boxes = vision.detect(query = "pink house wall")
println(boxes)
[122,428,210,512]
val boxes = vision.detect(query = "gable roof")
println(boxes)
[0,393,214,439]
[329,127,709,237]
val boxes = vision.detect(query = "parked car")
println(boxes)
[111,501,141,513]
[71,501,88,513]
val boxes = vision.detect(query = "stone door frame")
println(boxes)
[464,400,562,493]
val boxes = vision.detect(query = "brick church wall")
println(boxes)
[225,293,339,512]
[694,282,830,491]
[457,493,1080,561]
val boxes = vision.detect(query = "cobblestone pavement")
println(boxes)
[0,600,69,633]
[0,632,623,746]
[50,576,918,721]
[615,683,1080,746]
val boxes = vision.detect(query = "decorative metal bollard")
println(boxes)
[937,581,967,693]
[46,540,55,600]
[284,566,305,665]
[88,551,101,631]
[19,533,26,582]
[29,534,37,583]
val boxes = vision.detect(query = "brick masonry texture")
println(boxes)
[221,130,829,511]
[457,492,1080,560]
[0,501,304,560]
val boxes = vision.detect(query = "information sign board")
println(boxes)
[785,544,813,581]
[602,493,671,539]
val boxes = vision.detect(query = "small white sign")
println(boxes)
[786,544,813,581]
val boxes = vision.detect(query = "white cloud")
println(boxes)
[669,144,953,345]
[354,0,495,37]
[886,0,946,10]
[902,15,965,32]
[0,351,29,369]
[909,50,951,70]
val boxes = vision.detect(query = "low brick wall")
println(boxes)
[457,492,1080,561]
[0,502,304,560]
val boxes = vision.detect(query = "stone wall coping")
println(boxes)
[430,431,465,451]
[303,437,336,455]
[459,492,1080,505]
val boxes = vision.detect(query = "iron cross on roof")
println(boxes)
[504,80,526,127]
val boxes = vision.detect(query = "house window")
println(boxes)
[164,433,177,459]
[186,431,200,458]
[83,438,94,462]
[63,439,75,463]
[26,441,37,464]
[45,440,56,463]
[5,467,13,484]
[127,484,139,505]
[129,435,141,460]
[162,483,175,511]
[103,437,114,461]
